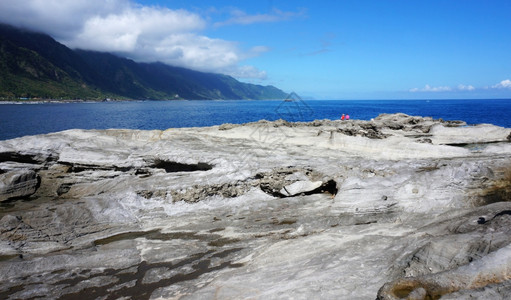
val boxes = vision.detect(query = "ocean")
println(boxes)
[0,99,510,141]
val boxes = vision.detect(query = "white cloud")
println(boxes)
[0,0,128,40]
[226,65,267,79]
[0,0,270,79]
[492,79,511,89]
[135,33,240,69]
[214,7,306,27]
[410,83,479,93]
[410,85,452,92]
[457,84,475,91]
[63,6,205,53]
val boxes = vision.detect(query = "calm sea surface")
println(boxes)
[1,99,510,141]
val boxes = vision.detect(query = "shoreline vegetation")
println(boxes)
[2,98,511,104]
[0,98,176,104]
[0,98,292,104]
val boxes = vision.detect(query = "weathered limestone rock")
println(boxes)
[0,113,510,299]
[378,244,511,300]
[0,169,40,202]
[256,167,336,198]
[279,180,323,197]
[377,203,511,299]
[336,122,390,139]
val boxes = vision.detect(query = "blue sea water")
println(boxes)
[0,99,510,141]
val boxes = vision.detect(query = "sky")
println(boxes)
[1,0,511,100]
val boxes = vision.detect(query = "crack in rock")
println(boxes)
[257,166,338,198]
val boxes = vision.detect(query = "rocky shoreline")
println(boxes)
[1,113,511,299]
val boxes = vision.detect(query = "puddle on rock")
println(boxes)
[94,230,230,247]
[54,248,243,300]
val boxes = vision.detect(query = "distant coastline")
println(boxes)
[0,98,281,104]
[2,98,510,104]
[0,99,156,104]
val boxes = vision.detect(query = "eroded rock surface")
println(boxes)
[0,114,510,299]
[0,170,40,202]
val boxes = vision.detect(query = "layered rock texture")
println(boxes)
[0,113,510,299]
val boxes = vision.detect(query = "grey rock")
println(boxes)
[257,166,335,197]
[168,181,253,203]
[279,180,323,197]
[218,123,239,131]
[0,169,40,202]
[0,114,510,299]
[417,138,433,143]
[0,214,23,233]
[336,122,390,139]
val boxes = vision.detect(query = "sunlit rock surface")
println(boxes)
[0,113,510,299]
[0,170,40,202]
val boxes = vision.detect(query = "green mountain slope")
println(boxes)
[0,24,287,100]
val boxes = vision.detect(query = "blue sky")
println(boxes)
[1,0,511,99]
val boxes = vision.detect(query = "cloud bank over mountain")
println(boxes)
[0,0,288,79]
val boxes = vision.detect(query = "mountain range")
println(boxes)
[0,24,287,100]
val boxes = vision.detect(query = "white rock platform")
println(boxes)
[0,113,510,299]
